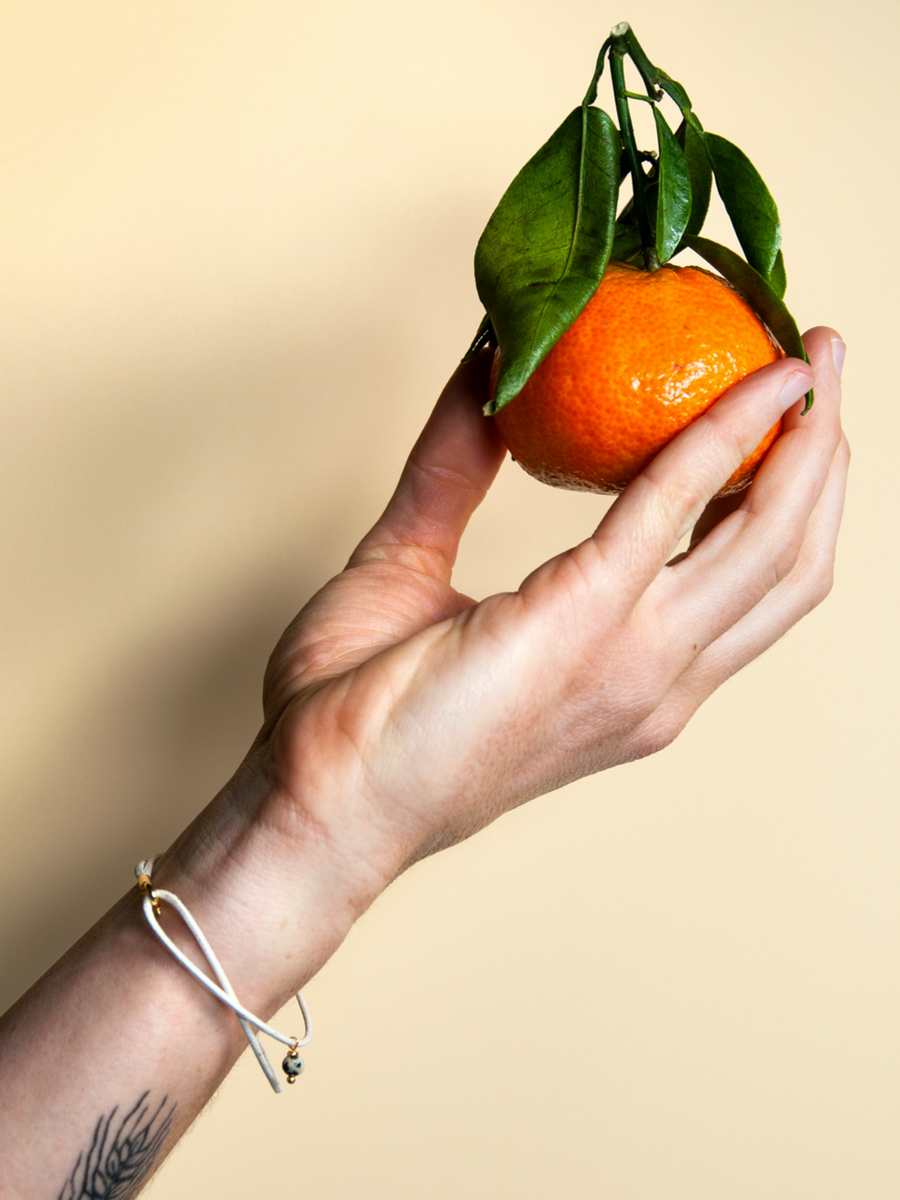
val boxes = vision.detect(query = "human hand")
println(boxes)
[254,326,847,901]
[0,330,846,1195]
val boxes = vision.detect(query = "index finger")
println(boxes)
[685,326,845,554]
[580,356,814,615]
[651,325,844,657]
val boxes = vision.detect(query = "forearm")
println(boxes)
[0,757,379,1198]
[0,331,846,1196]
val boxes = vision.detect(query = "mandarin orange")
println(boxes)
[491,261,784,496]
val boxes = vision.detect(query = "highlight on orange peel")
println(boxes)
[491,262,784,496]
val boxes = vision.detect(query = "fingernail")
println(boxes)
[831,337,846,380]
[778,368,814,409]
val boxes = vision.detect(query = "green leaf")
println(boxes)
[682,234,812,411]
[581,35,613,106]
[614,157,658,226]
[611,221,643,263]
[704,133,782,283]
[462,312,497,362]
[474,106,621,413]
[677,119,711,236]
[769,248,787,300]
[653,108,692,263]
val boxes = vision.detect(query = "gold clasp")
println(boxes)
[137,873,162,917]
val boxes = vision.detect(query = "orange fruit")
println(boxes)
[492,261,784,495]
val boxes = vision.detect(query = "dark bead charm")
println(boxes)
[282,1051,304,1083]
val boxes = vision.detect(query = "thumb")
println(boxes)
[350,351,506,582]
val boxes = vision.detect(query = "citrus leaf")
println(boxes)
[581,35,613,106]
[678,119,711,236]
[769,248,787,300]
[611,221,643,263]
[475,105,621,414]
[462,312,497,362]
[653,107,691,264]
[683,234,812,411]
[704,133,782,283]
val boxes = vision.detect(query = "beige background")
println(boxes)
[0,0,896,1196]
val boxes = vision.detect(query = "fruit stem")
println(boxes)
[608,44,658,271]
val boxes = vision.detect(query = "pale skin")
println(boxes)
[0,327,848,1196]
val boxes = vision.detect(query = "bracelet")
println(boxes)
[134,858,311,1093]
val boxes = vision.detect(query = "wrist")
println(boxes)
[146,745,387,1020]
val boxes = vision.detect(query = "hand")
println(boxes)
[0,328,847,1196]
[253,326,848,898]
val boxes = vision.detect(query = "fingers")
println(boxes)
[685,490,745,555]
[655,326,843,657]
[649,428,849,731]
[687,326,845,553]
[582,355,814,615]
[350,351,506,582]
[666,489,743,564]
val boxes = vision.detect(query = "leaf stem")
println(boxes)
[609,45,658,270]
[615,23,663,101]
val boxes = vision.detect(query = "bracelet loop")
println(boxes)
[134,858,311,1093]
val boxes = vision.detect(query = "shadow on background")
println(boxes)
[0,531,326,1011]
[0,212,483,1011]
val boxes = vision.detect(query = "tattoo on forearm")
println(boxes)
[58,1092,176,1200]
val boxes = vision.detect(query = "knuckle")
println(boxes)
[629,674,674,735]
[769,526,805,586]
[808,562,836,609]
[769,558,794,591]
[671,482,710,539]
[628,710,684,760]
[640,463,708,544]
[631,692,664,730]
[705,394,768,467]
[410,455,487,499]
[630,465,667,515]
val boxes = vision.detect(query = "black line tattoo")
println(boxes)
[57,1092,176,1200]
